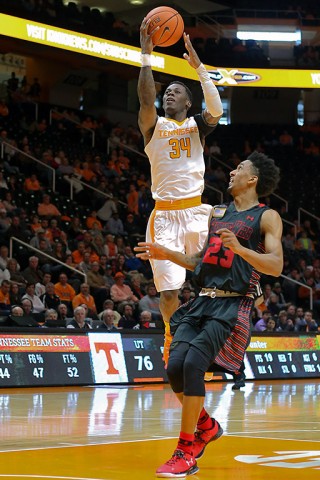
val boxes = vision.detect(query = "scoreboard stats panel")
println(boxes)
[245,335,320,379]
[0,332,318,387]
[0,334,93,386]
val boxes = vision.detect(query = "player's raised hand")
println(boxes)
[140,17,158,54]
[183,32,201,69]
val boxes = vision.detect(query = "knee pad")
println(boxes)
[183,347,211,397]
[166,342,189,393]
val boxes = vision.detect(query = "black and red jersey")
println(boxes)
[193,202,269,295]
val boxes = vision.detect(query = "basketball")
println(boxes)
[146,6,184,48]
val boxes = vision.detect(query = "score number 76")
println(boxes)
[134,355,153,371]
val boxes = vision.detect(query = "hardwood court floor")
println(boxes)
[0,379,319,479]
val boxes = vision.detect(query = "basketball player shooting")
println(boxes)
[138,19,223,365]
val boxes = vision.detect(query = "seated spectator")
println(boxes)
[40,282,61,311]
[0,245,11,271]
[0,279,11,312]
[57,303,71,323]
[91,235,105,258]
[97,197,117,222]
[42,308,59,327]
[22,256,43,285]
[86,211,103,231]
[130,274,146,300]
[54,273,76,314]
[100,260,115,290]
[72,241,86,265]
[295,231,315,262]
[78,251,92,274]
[24,174,42,192]
[139,310,159,329]
[72,283,97,316]
[112,253,128,277]
[127,184,139,215]
[124,213,143,246]
[304,310,318,332]
[7,259,26,287]
[272,282,290,309]
[11,305,23,316]
[138,283,162,324]
[21,297,35,318]
[37,194,61,217]
[179,286,194,305]
[98,299,121,327]
[118,303,139,329]
[276,310,295,332]
[48,219,62,242]
[22,283,45,314]
[51,241,67,264]
[124,245,145,274]
[98,309,118,332]
[67,305,92,329]
[254,310,271,332]
[265,316,277,332]
[87,261,109,310]
[9,282,22,306]
[267,293,281,316]
[3,191,18,214]
[0,261,10,285]
[104,233,118,259]
[106,211,125,236]
[35,272,52,297]
[110,271,138,312]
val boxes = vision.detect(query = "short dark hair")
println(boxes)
[247,151,280,197]
[167,81,193,104]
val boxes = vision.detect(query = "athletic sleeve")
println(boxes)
[194,113,217,138]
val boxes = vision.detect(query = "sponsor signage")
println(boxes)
[1,13,320,88]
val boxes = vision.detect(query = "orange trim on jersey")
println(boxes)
[155,196,201,211]
[164,117,187,126]
[149,209,156,242]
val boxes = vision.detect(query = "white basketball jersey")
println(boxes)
[145,116,205,201]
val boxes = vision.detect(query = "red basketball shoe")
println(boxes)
[193,420,223,459]
[156,449,199,477]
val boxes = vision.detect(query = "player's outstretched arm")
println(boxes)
[183,33,223,125]
[137,18,158,144]
[134,242,203,271]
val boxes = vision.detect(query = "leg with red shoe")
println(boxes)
[156,343,223,477]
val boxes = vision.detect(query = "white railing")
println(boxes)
[29,100,39,122]
[280,273,313,311]
[9,237,87,283]
[205,184,224,204]
[0,141,56,191]
[69,177,127,208]
[273,193,288,212]
[49,109,95,148]
[107,139,147,159]
[297,208,320,229]
[282,218,297,239]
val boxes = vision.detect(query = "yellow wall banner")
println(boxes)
[2,13,320,88]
